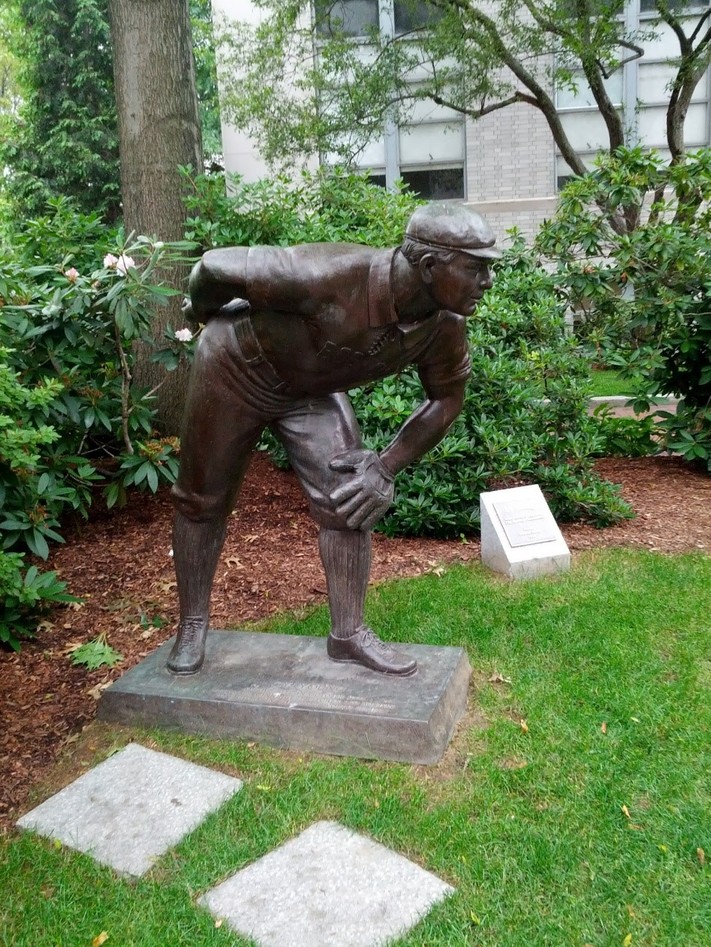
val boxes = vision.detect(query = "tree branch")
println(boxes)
[690,9,711,45]
[431,90,539,117]
[597,40,645,78]
[656,2,691,53]
[520,0,572,41]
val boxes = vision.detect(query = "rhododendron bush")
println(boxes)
[0,199,197,644]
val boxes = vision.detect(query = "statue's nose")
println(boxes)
[480,267,493,289]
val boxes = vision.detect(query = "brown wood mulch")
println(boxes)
[1,452,709,830]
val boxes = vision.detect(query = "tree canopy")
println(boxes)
[219,0,711,174]
[2,0,120,221]
[1,0,221,222]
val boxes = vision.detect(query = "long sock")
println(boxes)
[173,511,228,631]
[318,527,371,639]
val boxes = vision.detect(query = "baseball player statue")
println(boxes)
[169,202,500,679]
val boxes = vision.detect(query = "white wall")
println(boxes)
[212,0,271,181]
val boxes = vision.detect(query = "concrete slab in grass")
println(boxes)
[199,820,454,947]
[16,743,242,876]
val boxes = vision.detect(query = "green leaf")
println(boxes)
[146,464,159,493]
[133,461,152,485]
[27,529,50,560]
[104,480,124,509]
[69,637,123,670]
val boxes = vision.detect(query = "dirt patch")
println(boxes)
[1,452,709,829]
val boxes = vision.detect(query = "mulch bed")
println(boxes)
[1,452,709,829]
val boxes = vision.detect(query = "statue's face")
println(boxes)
[427,252,493,315]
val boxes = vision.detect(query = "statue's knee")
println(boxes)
[309,498,351,531]
[171,484,229,522]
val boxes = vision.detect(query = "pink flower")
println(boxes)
[64,267,79,282]
[115,254,135,276]
[175,328,194,343]
[104,252,136,276]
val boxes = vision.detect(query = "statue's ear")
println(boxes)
[418,253,436,285]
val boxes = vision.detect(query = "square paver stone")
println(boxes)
[16,743,242,876]
[199,820,454,947]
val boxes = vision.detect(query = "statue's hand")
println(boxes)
[181,297,195,322]
[328,449,395,531]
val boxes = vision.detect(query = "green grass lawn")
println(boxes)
[2,549,710,946]
[590,369,633,397]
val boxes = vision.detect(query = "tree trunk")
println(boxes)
[109,0,202,433]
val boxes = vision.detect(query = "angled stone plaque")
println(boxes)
[480,484,570,579]
[98,632,471,765]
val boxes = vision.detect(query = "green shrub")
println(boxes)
[0,200,200,647]
[0,200,196,562]
[537,147,711,472]
[589,407,659,459]
[183,166,420,250]
[0,550,78,651]
[0,344,69,558]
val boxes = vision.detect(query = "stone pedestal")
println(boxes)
[98,631,471,765]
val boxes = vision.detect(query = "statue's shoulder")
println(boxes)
[289,242,380,262]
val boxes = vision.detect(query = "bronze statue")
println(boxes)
[169,203,500,678]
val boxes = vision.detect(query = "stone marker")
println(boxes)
[98,631,471,765]
[480,484,570,579]
[199,820,454,947]
[16,743,242,876]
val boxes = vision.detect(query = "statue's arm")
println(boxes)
[378,387,465,476]
[379,313,470,476]
[187,247,250,321]
[326,383,464,531]
[326,313,469,531]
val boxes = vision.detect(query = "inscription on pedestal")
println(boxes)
[493,499,558,548]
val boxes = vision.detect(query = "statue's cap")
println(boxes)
[404,203,502,259]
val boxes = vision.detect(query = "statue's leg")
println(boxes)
[168,511,235,674]
[168,317,263,674]
[273,393,416,676]
[317,527,371,640]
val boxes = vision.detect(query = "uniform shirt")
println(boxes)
[244,244,472,400]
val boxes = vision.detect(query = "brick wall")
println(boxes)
[464,97,559,242]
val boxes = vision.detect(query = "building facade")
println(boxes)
[215,0,711,242]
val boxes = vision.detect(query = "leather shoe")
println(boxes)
[167,619,207,675]
[327,626,417,676]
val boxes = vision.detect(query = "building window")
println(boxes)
[315,0,442,36]
[369,167,464,198]
[318,1,465,198]
[400,167,464,198]
[315,1,379,36]
[393,0,442,34]
[639,0,710,11]
[556,70,623,111]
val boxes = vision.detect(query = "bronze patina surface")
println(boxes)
[168,203,500,680]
